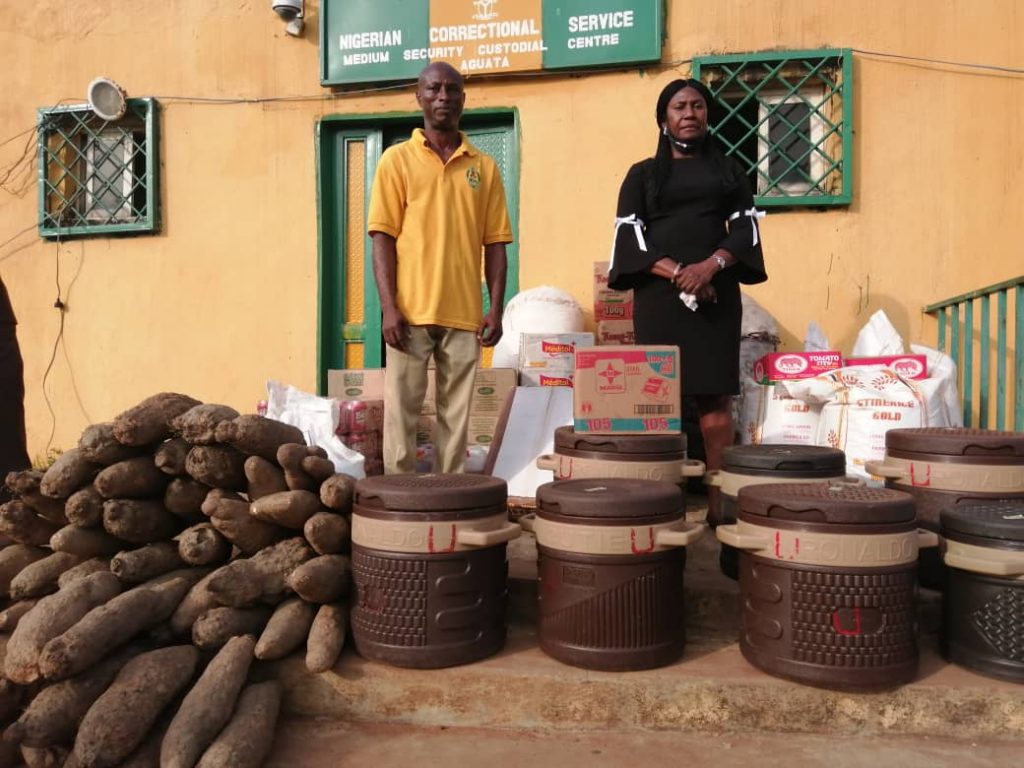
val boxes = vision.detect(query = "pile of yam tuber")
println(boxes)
[0,392,357,768]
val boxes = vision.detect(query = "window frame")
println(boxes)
[38,97,160,238]
[692,48,853,208]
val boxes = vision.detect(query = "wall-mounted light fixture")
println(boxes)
[272,0,305,37]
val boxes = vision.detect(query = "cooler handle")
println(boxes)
[518,513,536,533]
[916,529,940,549]
[655,522,707,548]
[864,460,903,480]
[680,459,706,478]
[944,551,1024,578]
[536,455,558,471]
[704,469,722,488]
[457,522,522,547]
[715,524,770,552]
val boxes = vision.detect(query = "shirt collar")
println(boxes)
[413,128,475,159]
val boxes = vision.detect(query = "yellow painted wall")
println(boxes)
[0,1,1021,459]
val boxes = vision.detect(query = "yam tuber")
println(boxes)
[72,645,199,768]
[5,650,135,748]
[243,455,288,501]
[154,438,190,477]
[111,392,202,447]
[20,490,69,526]
[306,602,348,673]
[171,403,239,445]
[194,681,282,768]
[57,557,111,589]
[184,445,247,491]
[300,454,336,483]
[255,598,317,660]
[5,468,43,496]
[303,511,351,555]
[204,561,263,608]
[285,555,351,604]
[78,423,141,465]
[275,443,318,492]
[320,473,356,513]
[169,570,220,637]
[160,634,255,768]
[102,499,182,544]
[177,523,231,566]
[0,544,48,597]
[51,524,126,559]
[202,493,284,555]
[163,478,210,523]
[249,490,321,529]
[222,537,313,603]
[215,415,305,462]
[10,552,83,600]
[0,599,37,632]
[0,500,62,546]
[39,448,100,500]
[38,569,207,681]
[65,486,105,528]
[191,606,272,650]
[5,572,122,684]
[110,542,184,583]
[94,457,169,500]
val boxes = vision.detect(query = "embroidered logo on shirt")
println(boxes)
[466,167,481,189]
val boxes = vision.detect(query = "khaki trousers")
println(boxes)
[384,325,479,474]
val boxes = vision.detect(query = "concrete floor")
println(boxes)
[267,718,1023,768]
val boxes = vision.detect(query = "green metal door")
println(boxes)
[316,112,519,393]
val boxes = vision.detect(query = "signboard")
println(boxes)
[321,0,664,85]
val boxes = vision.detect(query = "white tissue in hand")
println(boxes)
[679,292,699,311]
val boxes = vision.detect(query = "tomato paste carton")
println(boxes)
[593,261,634,321]
[573,345,680,434]
[753,351,843,384]
[844,354,928,380]
[520,333,594,370]
[596,319,635,346]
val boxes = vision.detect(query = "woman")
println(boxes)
[608,78,767,516]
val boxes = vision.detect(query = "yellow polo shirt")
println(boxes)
[367,128,513,332]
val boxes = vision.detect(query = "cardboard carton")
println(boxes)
[467,414,501,446]
[596,319,635,346]
[753,352,843,384]
[573,345,681,434]
[422,367,516,416]
[520,370,575,388]
[327,369,386,400]
[844,354,928,380]
[520,332,595,370]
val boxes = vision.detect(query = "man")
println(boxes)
[368,62,512,474]
[0,276,31,502]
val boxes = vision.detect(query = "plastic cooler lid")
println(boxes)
[738,482,915,525]
[941,501,1024,543]
[553,426,687,456]
[722,444,846,474]
[354,473,507,512]
[884,428,1024,457]
[536,478,683,520]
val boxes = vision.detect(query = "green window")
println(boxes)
[38,98,159,238]
[693,49,852,207]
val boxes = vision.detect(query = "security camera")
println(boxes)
[272,0,302,21]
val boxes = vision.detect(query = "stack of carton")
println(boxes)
[593,261,635,345]
[573,345,681,435]
[518,332,593,387]
[418,367,517,448]
[326,369,386,475]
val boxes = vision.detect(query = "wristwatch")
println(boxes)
[712,254,727,271]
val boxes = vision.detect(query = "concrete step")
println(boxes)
[274,505,1024,741]
[267,719,1024,768]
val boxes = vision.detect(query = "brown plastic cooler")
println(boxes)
[526,478,705,671]
[940,501,1024,682]
[866,427,1024,590]
[350,474,520,668]
[717,482,936,689]
[536,427,705,484]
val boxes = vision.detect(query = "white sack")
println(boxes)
[911,343,963,427]
[803,321,831,352]
[265,380,366,478]
[852,309,905,356]
[738,379,822,446]
[492,286,584,369]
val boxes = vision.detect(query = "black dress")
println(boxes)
[608,152,767,396]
